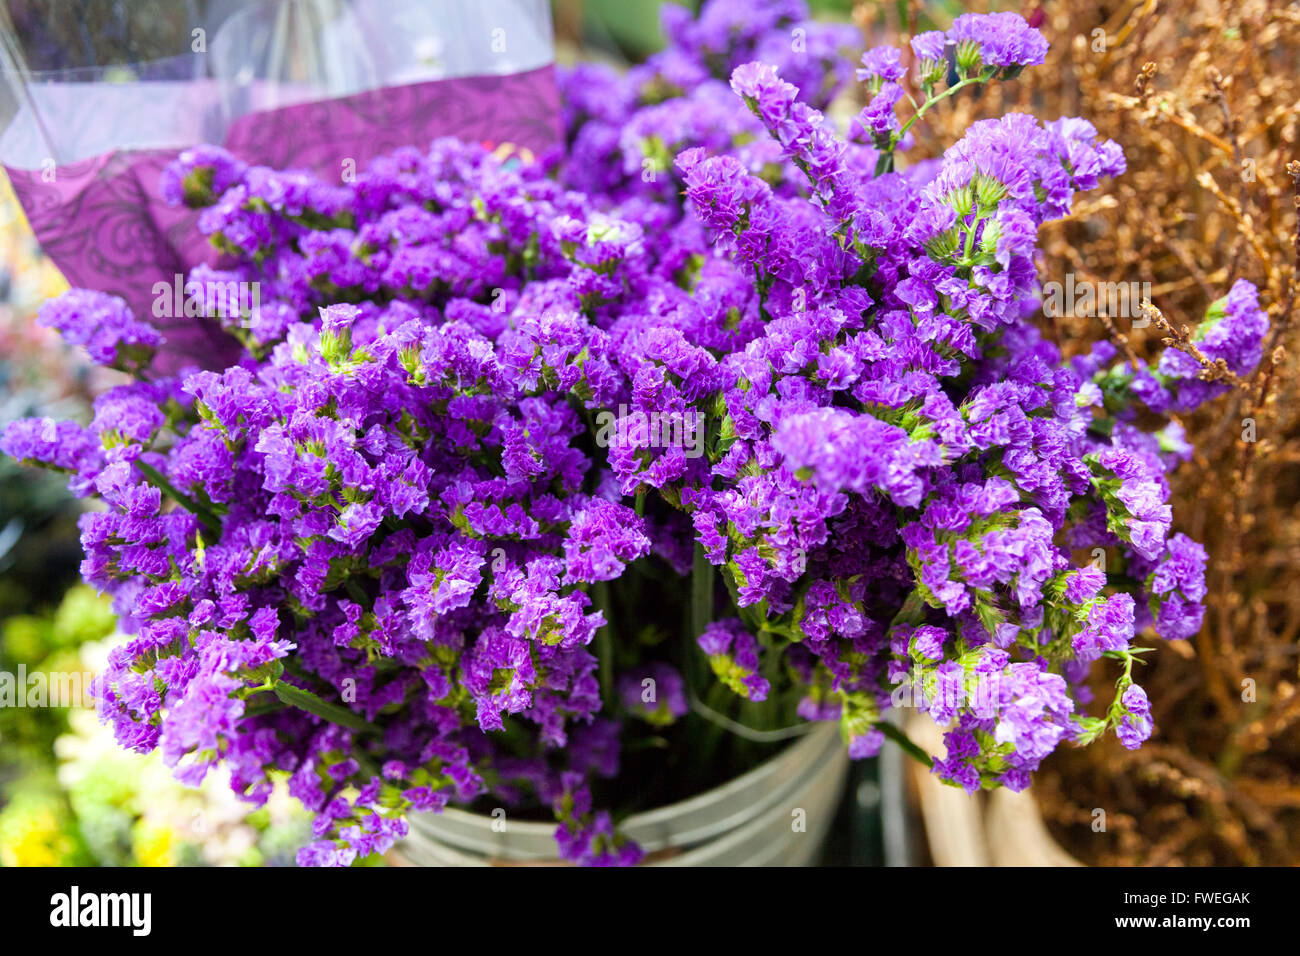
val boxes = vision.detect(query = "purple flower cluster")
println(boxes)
[1078,277,1270,416]
[618,663,688,726]
[949,12,1049,75]
[1113,683,1153,751]
[2,3,1250,864]
[37,289,162,371]
[559,1,858,202]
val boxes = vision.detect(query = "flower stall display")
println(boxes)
[0,2,1268,866]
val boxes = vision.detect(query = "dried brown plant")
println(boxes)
[866,0,1300,865]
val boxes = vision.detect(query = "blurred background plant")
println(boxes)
[0,172,91,619]
[553,0,865,60]
[0,583,114,864]
[0,583,311,866]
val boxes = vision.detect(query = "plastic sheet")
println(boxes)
[0,0,559,370]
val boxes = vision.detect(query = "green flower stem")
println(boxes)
[684,679,815,742]
[133,458,220,535]
[273,680,378,734]
[691,541,713,642]
[592,580,615,708]
[896,76,981,141]
[875,76,983,177]
[879,720,931,767]
[961,202,981,260]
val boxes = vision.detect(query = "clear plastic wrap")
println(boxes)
[0,0,558,369]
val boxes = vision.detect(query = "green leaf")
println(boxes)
[691,541,713,641]
[133,459,220,536]
[273,681,376,733]
[879,721,931,766]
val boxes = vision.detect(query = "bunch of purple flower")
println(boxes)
[2,2,1266,865]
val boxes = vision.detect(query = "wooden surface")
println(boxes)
[907,715,1081,867]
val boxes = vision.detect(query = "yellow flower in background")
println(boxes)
[1,169,69,312]
[54,663,310,867]
[132,819,178,868]
[1,169,33,238]
[0,796,78,867]
[35,255,71,301]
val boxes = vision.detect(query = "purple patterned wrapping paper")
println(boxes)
[5,65,561,372]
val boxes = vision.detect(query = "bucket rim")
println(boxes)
[406,720,844,848]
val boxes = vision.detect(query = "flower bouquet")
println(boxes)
[2,1,1269,866]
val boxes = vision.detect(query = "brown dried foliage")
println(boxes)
[872,0,1300,864]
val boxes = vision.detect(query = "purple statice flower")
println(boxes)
[1062,566,1106,605]
[923,653,1076,790]
[618,663,688,725]
[1200,279,1270,375]
[851,82,905,145]
[698,618,770,701]
[910,31,947,63]
[551,773,643,866]
[727,61,853,218]
[933,727,983,794]
[1,417,99,477]
[727,61,798,131]
[656,0,857,113]
[1157,279,1269,411]
[160,627,294,785]
[1145,532,1208,641]
[1083,279,1268,419]
[856,46,905,85]
[1073,592,1136,662]
[1087,448,1173,560]
[160,144,249,207]
[909,31,949,88]
[677,148,774,236]
[556,809,644,867]
[988,662,1076,769]
[462,628,536,731]
[909,625,948,662]
[948,12,1049,75]
[752,18,860,109]
[37,290,162,370]
[2,0,1213,865]
[848,726,886,759]
[90,385,168,447]
[564,498,652,583]
[1114,683,1153,750]
[772,407,940,508]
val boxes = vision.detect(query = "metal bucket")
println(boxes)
[399,722,849,866]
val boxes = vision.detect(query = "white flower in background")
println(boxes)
[53,640,308,866]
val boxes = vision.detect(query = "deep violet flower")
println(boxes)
[1,0,1228,866]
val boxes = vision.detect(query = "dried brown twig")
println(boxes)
[892,0,1300,865]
